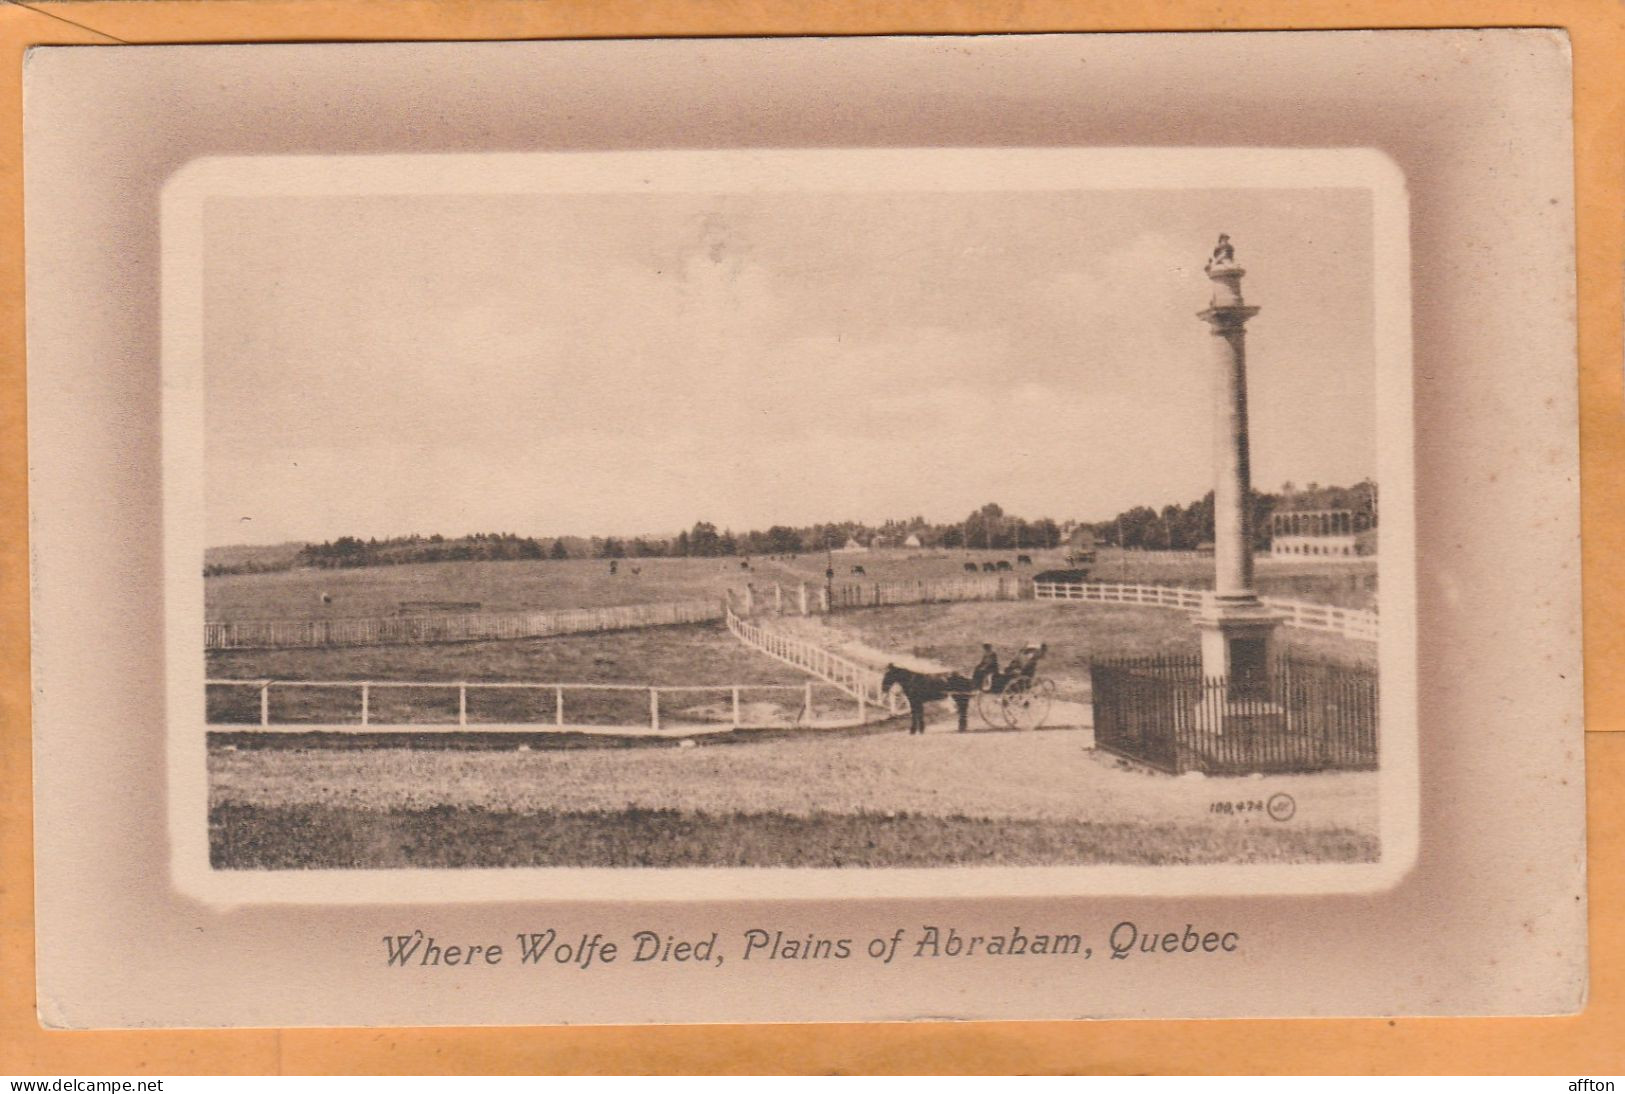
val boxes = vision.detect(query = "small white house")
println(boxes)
[834,536,869,553]
[902,533,922,549]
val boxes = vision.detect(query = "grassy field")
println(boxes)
[207,621,800,684]
[804,601,1374,699]
[206,622,826,725]
[1082,551,1376,609]
[773,548,1377,610]
[211,806,1377,869]
[205,555,751,622]
[209,732,1379,868]
[206,590,1372,723]
[765,549,1066,584]
[204,548,1381,868]
[205,548,1377,623]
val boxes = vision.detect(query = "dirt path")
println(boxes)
[210,729,1377,835]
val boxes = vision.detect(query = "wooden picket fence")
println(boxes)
[731,574,1026,617]
[824,575,1026,610]
[204,598,724,651]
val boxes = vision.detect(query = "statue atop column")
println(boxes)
[1202,233,1253,311]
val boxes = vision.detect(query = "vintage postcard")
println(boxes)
[26,33,1583,1027]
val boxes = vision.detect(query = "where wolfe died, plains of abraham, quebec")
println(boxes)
[167,146,1417,902]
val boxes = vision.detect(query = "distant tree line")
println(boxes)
[662,508,1065,557]
[202,557,292,577]
[202,481,1375,575]
[1084,479,1377,552]
[288,532,549,570]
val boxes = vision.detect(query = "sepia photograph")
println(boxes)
[166,148,1414,897]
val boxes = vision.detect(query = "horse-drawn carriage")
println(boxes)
[974,660,1057,730]
[881,644,1056,732]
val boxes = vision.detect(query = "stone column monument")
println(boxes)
[1194,235,1282,695]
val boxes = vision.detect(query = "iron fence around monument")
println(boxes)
[1090,654,1378,775]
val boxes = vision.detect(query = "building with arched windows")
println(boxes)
[1267,481,1378,559]
[1269,507,1376,558]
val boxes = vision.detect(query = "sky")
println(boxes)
[203,186,1375,546]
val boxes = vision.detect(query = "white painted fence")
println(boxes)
[1260,597,1380,643]
[1033,581,1206,611]
[206,677,867,731]
[1032,581,1378,642]
[725,608,907,718]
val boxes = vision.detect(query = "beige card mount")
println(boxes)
[25,33,1582,1028]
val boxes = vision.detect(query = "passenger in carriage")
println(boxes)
[1004,642,1046,683]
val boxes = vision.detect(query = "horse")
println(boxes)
[963,562,978,573]
[851,565,866,576]
[880,664,974,734]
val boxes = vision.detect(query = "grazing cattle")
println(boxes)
[740,560,751,571]
[880,664,975,734]
[964,562,979,573]
[609,560,618,575]
[851,565,866,576]
[996,560,1013,572]
[982,562,997,573]
[1017,554,1033,565]
[319,592,332,606]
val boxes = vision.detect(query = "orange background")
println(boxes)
[1,0,1620,1075]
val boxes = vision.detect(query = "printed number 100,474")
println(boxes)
[1209,800,1265,815]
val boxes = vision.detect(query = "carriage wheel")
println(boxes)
[1036,678,1057,724]
[975,687,1002,729]
[999,678,1031,728]
[1024,679,1057,729]
[1001,677,1053,730]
